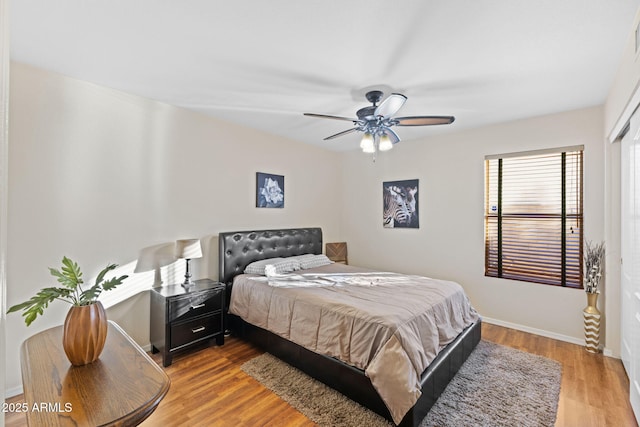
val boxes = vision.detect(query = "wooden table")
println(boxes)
[20,321,170,426]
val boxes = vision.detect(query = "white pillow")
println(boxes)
[299,254,334,269]
[244,257,300,275]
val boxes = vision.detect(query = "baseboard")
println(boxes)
[482,316,618,358]
[6,384,23,398]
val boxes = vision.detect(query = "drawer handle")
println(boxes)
[191,326,205,333]
[190,303,205,310]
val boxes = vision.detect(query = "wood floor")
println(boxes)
[4,323,637,427]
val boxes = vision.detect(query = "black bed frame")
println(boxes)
[218,228,481,427]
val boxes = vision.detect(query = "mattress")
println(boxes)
[228,263,479,423]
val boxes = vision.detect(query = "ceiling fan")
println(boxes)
[304,90,455,153]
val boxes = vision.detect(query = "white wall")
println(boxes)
[5,62,343,394]
[340,106,607,348]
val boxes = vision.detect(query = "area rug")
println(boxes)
[241,340,562,427]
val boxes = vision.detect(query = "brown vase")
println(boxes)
[62,301,108,366]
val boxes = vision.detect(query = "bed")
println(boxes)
[219,227,481,426]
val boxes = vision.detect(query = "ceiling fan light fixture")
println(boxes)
[378,133,394,151]
[360,132,375,153]
[304,90,455,156]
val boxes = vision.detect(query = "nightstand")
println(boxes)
[150,279,225,367]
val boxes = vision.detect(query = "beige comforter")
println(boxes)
[228,263,479,424]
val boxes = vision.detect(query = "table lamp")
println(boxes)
[175,239,202,288]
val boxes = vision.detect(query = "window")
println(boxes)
[485,146,583,288]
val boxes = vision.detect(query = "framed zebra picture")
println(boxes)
[256,172,285,208]
[383,179,419,228]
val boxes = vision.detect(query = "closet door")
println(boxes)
[621,110,640,419]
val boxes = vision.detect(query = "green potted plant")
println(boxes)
[8,256,128,365]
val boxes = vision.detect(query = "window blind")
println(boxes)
[485,147,583,288]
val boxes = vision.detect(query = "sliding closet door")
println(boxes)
[621,109,640,419]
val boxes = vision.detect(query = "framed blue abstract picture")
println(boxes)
[256,172,284,208]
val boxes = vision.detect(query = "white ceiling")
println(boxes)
[9,0,639,151]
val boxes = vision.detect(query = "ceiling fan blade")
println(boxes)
[324,127,359,140]
[382,127,401,144]
[374,93,407,118]
[304,113,357,123]
[394,116,455,126]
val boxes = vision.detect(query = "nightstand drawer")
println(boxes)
[170,313,222,350]
[168,288,223,322]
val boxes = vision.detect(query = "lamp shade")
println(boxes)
[360,132,375,153]
[378,134,393,151]
[174,239,202,259]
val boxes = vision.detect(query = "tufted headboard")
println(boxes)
[218,227,323,286]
